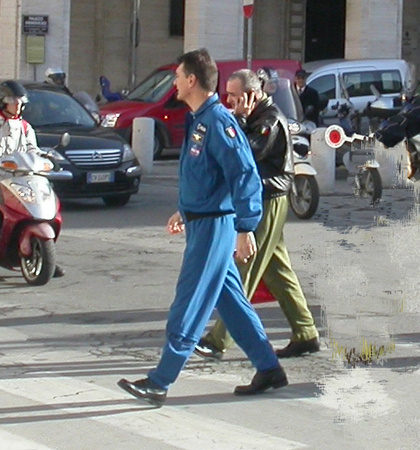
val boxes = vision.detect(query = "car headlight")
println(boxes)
[10,183,36,203]
[39,148,69,163]
[122,143,135,162]
[101,113,120,128]
[288,120,302,135]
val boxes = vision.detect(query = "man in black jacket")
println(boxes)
[295,69,320,125]
[195,69,320,360]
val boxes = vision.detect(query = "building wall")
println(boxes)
[19,0,70,82]
[69,0,184,96]
[346,0,403,59]
[402,0,420,75]
[0,0,22,78]
[184,0,244,60]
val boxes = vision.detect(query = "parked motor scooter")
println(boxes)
[98,75,129,103]
[375,93,420,182]
[288,116,320,219]
[0,134,72,285]
[268,77,320,219]
[325,78,383,205]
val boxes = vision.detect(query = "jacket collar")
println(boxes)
[191,93,219,118]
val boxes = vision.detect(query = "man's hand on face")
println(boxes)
[232,91,256,117]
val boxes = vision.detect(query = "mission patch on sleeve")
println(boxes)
[225,126,237,138]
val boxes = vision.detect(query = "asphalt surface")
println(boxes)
[0,159,419,449]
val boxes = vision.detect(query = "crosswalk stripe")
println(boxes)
[0,376,308,449]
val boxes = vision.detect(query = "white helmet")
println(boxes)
[45,67,66,87]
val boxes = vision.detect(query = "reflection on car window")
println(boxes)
[126,70,175,102]
[308,74,335,100]
[342,70,402,97]
[23,89,96,128]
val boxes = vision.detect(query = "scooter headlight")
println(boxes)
[10,183,36,203]
[288,121,302,135]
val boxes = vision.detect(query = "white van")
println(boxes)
[304,59,417,130]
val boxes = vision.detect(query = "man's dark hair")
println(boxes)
[177,48,218,92]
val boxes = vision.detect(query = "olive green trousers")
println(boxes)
[204,195,319,352]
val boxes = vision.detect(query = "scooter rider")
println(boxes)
[0,80,65,278]
[195,69,320,360]
[45,67,72,95]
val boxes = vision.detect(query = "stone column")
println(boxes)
[184,0,244,60]
[345,0,403,59]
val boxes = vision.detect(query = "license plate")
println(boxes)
[87,172,114,183]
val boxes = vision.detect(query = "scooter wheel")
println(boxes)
[361,168,382,205]
[20,237,56,286]
[289,175,320,220]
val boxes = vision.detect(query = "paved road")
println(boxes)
[0,161,419,449]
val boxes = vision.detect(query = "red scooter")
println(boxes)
[0,136,72,285]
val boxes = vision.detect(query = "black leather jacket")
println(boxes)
[235,95,294,199]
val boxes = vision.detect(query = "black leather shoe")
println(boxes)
[234,366,288,395]
[53,265,65,278]
[194,338,223,361]
[117,378,167,407]
[275,338,320,358]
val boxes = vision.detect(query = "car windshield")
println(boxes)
[23,89,97,128]
[270,77,304,122]
[126,69,175,102]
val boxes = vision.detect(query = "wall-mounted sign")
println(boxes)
[22,15,49,35]
[26,35,45,64]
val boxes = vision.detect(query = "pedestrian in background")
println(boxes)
[294,69,320,125]
[195,69,320,361]
[118,49,288,408]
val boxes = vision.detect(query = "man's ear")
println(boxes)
[187,73,197,88]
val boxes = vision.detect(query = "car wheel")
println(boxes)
[153,130,164,159]
[103,194,131,207]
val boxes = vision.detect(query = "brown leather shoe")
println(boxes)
[117,378,167,407]
[234,366,288,395]
[275,338,320,358]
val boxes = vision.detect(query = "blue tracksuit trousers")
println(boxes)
[148,214,279,390]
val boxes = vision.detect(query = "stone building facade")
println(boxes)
[0,0,418,97]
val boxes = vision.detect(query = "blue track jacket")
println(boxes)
[179,94,262,233]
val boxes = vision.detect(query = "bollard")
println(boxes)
[132,117,155,174]
[310,127,336,195]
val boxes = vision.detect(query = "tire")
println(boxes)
[289,175,320,220]
[361,168,382,205]
[153,129,164,159]
[20,237,56,286]
[103,194,131,207]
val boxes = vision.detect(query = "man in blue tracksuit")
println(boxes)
[118,48,287,407]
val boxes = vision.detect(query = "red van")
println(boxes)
[100,59,302,158]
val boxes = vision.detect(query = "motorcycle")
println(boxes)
[271,77,320,220]
[375,93,420,182]
[0,134,72,285]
